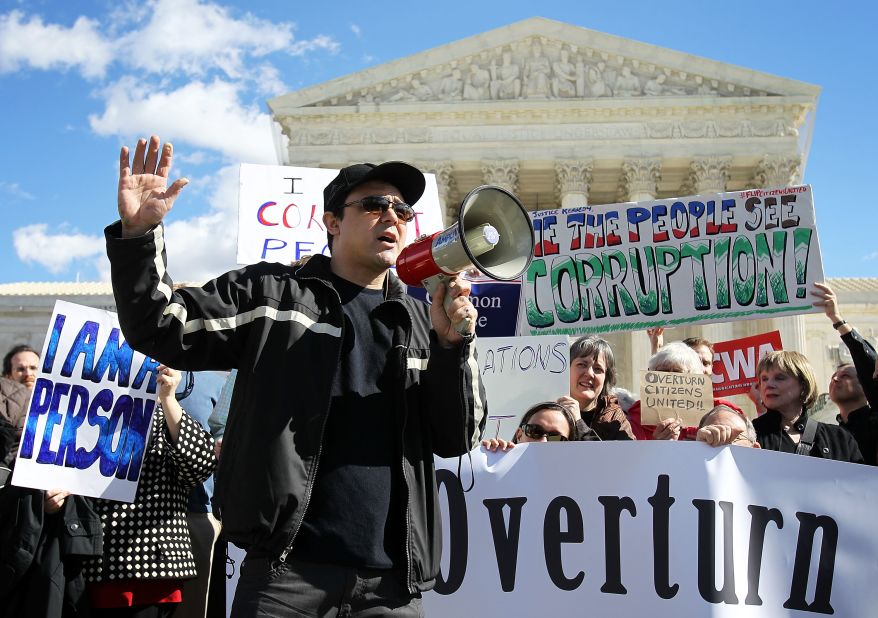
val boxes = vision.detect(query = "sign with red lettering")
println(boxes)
[711,330,783,396]
[237,163,445,265]
[518,186,824,336]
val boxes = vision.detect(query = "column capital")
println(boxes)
[620,156,662,202]
[555,158,594,207]
[481,158,520,195]
[681,155,732,195]
[414,159,456,213]
[748,154,802,189]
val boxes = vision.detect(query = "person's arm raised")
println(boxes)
[118,135,189,238]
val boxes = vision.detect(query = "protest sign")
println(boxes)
[638,370,714,426]
[237,163,445,265]
[517,185,824,336]
[12,301,159,502]
[476,336,569,440]
[712,331,783,396]
[425,442,878,617]
[407,278,523,338]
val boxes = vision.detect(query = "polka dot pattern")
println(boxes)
[83,408,217,582]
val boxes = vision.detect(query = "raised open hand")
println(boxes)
[118,135,188,237]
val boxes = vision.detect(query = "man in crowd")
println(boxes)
[696,404,760,448]
[812,282,878,464]
[105,136,486,617]
[2,344,39,390]
[0,376,28,468]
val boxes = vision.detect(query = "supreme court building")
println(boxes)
[2,18,876,411]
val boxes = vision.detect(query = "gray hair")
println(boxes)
[698,405,757,443]
[569,335,617,395]
[648,341,703,374]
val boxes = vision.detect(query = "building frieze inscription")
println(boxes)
[286,118,797,147]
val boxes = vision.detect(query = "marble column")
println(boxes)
[555,158,593,208]
[777,315,807,354]
[481,158,520,196]
[619,157,662,380]
[683,155,734,344]
[682,155,732,196]
[749,154,802,189]
[620,157,662,202]
[415,159,456,224]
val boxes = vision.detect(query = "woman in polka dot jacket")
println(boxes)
[82,366,217,617]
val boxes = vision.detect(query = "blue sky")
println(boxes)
[0,0,875,283]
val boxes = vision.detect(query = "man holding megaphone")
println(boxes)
[106,136,488,617]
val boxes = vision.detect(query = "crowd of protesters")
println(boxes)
[2,283,876,618]
[0,137,875,617]
[481,280,877,465]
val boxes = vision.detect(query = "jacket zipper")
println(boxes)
[276,279,344,567]
[394,299,415,593]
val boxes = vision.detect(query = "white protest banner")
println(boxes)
[426,442,878,617]
[12,301,159,502]
[476,336,568,441]
[639,370,714,427]
[237,163,445,265]
[518,185,824,336]
[711,331,783,396]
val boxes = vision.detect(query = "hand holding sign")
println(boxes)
[118,135,189,238]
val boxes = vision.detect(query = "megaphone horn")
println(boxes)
[396,185,535,334]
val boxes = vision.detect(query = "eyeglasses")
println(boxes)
[342,195,416,222]
[520,423,568,442]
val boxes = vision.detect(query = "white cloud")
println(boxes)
[156,164,241,282]
[0,10,113,78]
[250,63,288,97]
[13,224,104,274]
[863,251,878,261]
[89,77,277,164]
[289,34,340,57]
[116,0,295,78]
[350,24,361,37]
[176,150,213,166]
[0,180,35,201]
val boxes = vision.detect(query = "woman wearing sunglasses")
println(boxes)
[481,402,575,452]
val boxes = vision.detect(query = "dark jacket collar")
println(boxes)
[294,254,407,301]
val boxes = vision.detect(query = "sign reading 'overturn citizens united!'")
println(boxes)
[519,185,823,336]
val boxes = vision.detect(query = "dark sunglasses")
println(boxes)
[521,423,568,442]
[342,195,415,222]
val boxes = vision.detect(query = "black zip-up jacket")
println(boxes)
[754,409,864,464]
[0,487,102,618]
[105,222,487,592]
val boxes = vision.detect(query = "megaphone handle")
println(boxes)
[423,273,472,335]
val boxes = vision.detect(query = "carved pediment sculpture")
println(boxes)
[271,18,817,113]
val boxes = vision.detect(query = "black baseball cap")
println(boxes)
[323,162,426,214]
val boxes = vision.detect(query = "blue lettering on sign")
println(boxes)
[407,281,523,337]
[18,378,155,480]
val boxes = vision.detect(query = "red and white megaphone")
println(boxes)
[396,185,534,333]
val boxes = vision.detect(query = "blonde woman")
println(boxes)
[753,351,863,463]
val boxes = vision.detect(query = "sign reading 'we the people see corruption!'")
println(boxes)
[518,185,824,336]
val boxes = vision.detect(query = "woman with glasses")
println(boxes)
[753,350,863,463]
[567,336,635,441]
[481,402,575,452]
